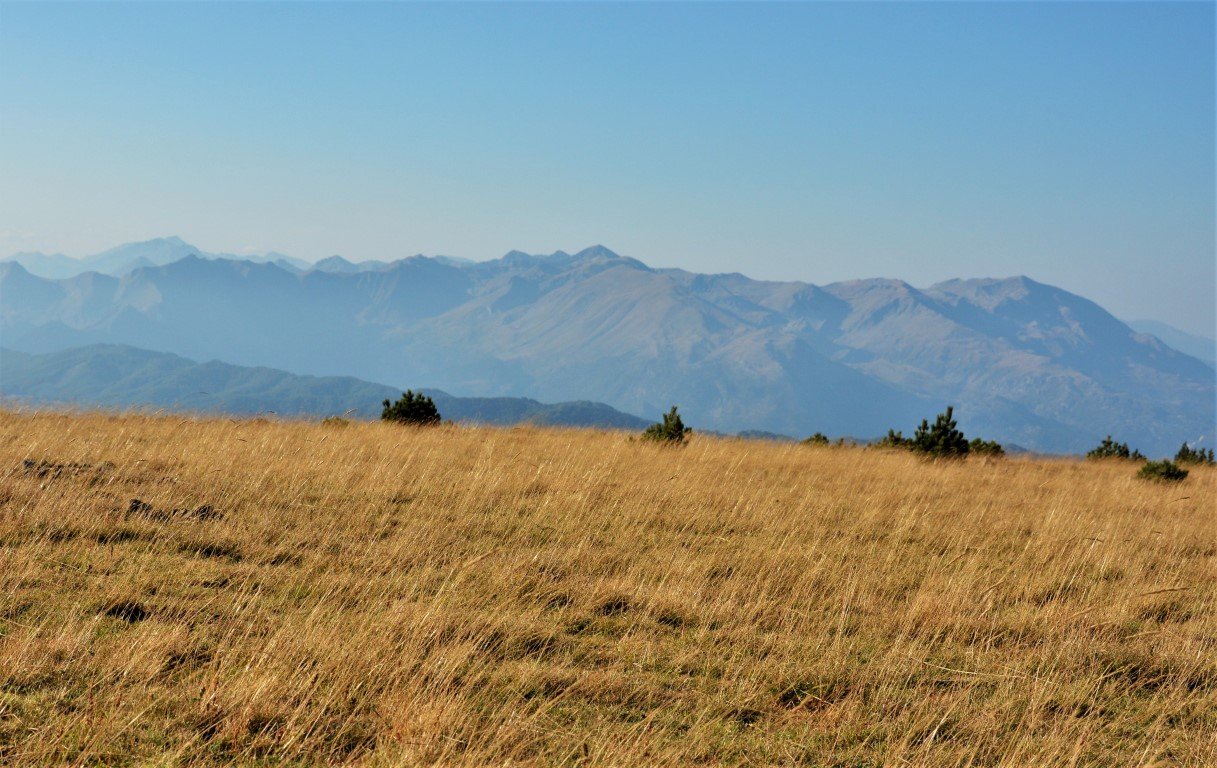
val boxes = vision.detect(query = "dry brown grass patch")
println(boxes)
[0,410,1213,766]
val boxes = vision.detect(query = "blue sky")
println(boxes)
[1,2,1213,335]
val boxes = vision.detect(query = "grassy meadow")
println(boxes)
[0,410,1214,766]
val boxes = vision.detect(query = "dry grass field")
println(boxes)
[0,410,1214,766]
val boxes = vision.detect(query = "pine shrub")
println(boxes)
[642,406,691,444]
[1174,442,1215,465]
[1086,436,1143,461]
[877,407,1003,459]
[1137,460,1188,483]
[911,406,970,458]
[803,432,830,446]
[969,437,1005,457]
[875,429,911,449]
[381,390,442,426]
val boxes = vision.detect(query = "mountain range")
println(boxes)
[2,238,1213,456]
[5,236,310,279]
[0,345,651,429]
[3,236,473,279]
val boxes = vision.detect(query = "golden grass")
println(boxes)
[0,410,1214,766]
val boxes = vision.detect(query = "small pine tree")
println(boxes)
[1137,459,1188,482]
[642,406,691,444]
[911,406,970,458]
[803,432,830,446]
[1086,435,1140,460]
[1174,442,1216,465]
[381,390,441,426]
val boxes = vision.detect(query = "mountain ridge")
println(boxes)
[0,344,653,429]
[3,237,315,279]
[2,244,1212,455]
[1126,319,1215,368]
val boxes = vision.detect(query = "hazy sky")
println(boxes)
[2,2,1213,336]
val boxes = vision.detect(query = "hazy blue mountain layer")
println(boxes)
[2,243,1212,455]
[3,237,311,279]
[0,345,651,429]
[1126,320,1215,369]
[2,236,441,279]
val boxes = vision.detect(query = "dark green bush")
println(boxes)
[1137,460,1188,483]
[877,407,1002,459]
[875,429,911,449]
[1086,435,1143,461]
[910,406,970,458]
[803,432,830,446]
[381,390,441,426]
[1174,442,1215,465]
[642,406,691,444]
[969,437,1005,457]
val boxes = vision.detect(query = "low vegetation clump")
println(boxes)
[878,406,1003,459]
[0,410,1213,766]
[1175,442,1215,465]
[802,431,830,446]
[1086,435,1145,461]
[380,389,441,425]
[641,405,691,444]
[1137,459,1189,483]
[876,427,912,449]
[968,437,1005,457]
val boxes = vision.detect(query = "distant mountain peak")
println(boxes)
[316,255,354,267]
[935,275,1040,292]
[97,235,194,252]
[500,245,624,266]
[572,245,621,260]
[927,275,1078,313]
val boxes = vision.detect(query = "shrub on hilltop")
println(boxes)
[875,406,1003,459]
[642,406,691,445]
[1174,442,1215,465]
[910,406,970,458]
[803,432,831,446]
[1086,436,1144,461]
[381,390,442,426]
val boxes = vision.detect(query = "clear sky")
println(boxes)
[1,2,1213,336]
